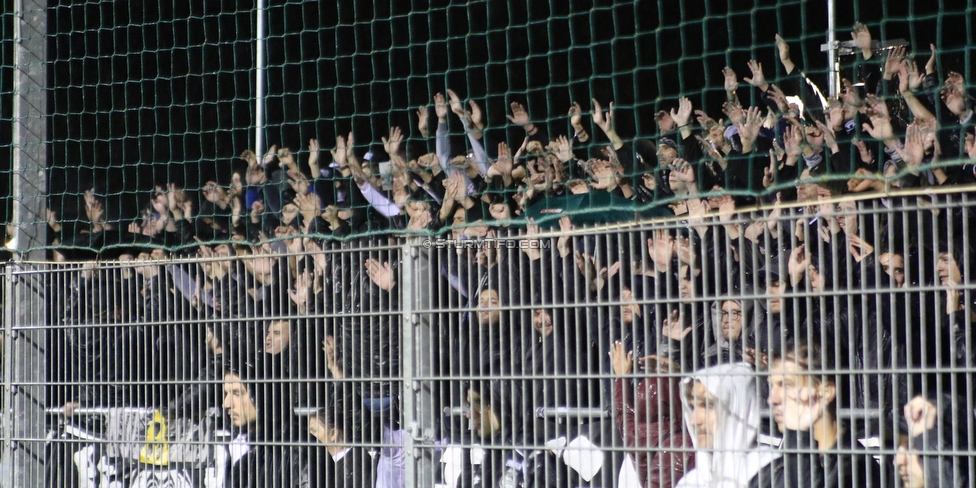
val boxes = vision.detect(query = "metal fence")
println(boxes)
[2,190,975,488]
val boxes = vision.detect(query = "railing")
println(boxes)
[3,192,976,488]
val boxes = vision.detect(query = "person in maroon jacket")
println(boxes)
[610,342,695,488]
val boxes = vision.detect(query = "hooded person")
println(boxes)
[676,363,779,488]
[704,289,763,367]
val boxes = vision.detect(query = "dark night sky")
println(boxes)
[0,0,972,228]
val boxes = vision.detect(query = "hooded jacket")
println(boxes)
[676,363,779,488]
[703,296,761,367]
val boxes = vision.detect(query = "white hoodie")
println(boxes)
[676,363,779,488]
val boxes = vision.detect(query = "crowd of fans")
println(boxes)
[44,24,975,488]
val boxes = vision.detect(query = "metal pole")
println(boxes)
[826,0,838,97]
[400,241,417,487]
[255,0,267,158]
[6,1,49,485]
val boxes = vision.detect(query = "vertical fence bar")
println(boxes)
[7,0,48,485]
[10,0,47,259]
[400,240,417,487]
[1,265,12,486]
[254,0,268,159]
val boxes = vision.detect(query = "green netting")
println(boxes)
[2,0,975,256]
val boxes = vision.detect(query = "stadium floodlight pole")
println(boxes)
[826,0,838,97]
[255,0,268,159]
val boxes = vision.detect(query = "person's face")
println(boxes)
[657,144,678,166]
[796,169,818,202]
[767,360,833,432]
[590,160,616,190]
[281,203,299,225]
[804,126,825,150]
[533,309,553,337]
[406,201,429,219]
[880,252,906,287]
[222,373,258,427]
[621,289,642,325]
[893,440,926,488]
[808,265,825,292]
[214,243,233,272]
[937,252,962,285]
[686,381,719,449]
[668,171,686,193]
[719,300,743,340]
[264,321,291,355]
[765,279,786,314]
[230,173,243,196]
[466,390,499,439]
[452,206,466,227]
[308,416,329,444]
[678,265,696,302]
[477,289,502,327]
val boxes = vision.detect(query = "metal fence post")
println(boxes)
[400,240,417,487]
[402,238,437,488]
[1,265,12,487]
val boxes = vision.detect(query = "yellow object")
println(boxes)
[139,410,169,466]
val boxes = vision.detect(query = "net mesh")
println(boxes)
[0,0,966,254]
[2,2,976,487]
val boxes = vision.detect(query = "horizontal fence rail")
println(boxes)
[1,194,974,488]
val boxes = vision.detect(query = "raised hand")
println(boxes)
[469,99,485,131]
[925,43,937,75]
[294,192,321,223]
[774,33,793,70]
[851,22,872,56]
[722,66,738,94]
[591,98,613,134]
[847,233,875,263]
[788,244,810,287]
[722,101,745,127]
[287,169,310,195]
[416,105,430,138]
[446,89,466,118]
[433,93,449,122]
[743,59,768,91]
[364,258,396,291]
[277,147,297,170]
[382,126,403,157]
[904,396,938,438]
[609,342,633,376]
[883,45,906,80]
[551,135,574,163]
[669,158,696,183]
[737,106,763,152]
[307,138,321,175]
[661,310,692,340]
[331,134,351,168]
[262,144,277,167]
[507,101,531,128]
[240,149,258,168]
[670,96,693,128]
